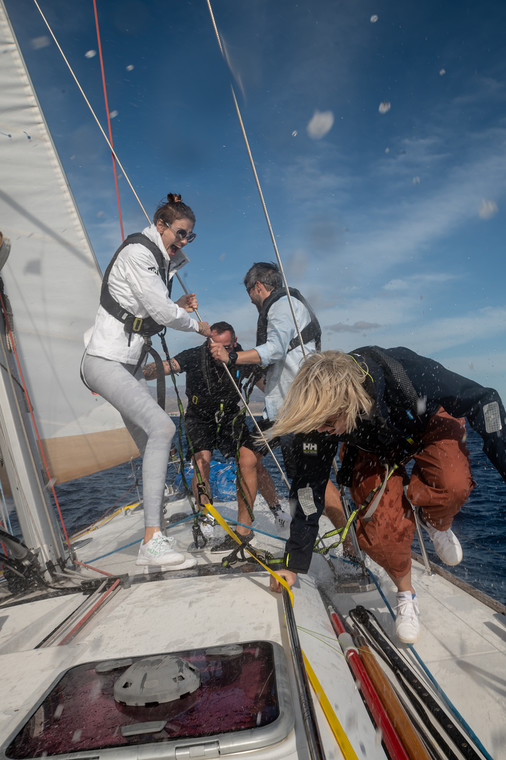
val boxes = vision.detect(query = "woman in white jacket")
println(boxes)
[83,193,210,568]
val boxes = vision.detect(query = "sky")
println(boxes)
[5,0,506,400]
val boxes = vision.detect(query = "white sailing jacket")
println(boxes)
[85,224,200,364]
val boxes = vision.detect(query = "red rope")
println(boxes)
[73,559,115,577]
[57,578,121,645]
[93,0,125,241]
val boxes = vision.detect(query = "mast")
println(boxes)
[0,1,137,569]
[0,245,66,569]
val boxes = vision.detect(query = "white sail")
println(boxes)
[0,1,137,490]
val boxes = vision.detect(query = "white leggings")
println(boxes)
[82,353,175,527]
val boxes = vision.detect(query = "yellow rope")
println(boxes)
[302,652,360,760]
[205,500,359,757]
[70,503,141,539]
[204,501,294,605]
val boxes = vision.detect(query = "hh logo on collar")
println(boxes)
[302,442,318,456]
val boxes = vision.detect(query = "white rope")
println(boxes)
[205,0,307,357]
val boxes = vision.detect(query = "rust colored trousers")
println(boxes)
[347,409,474,578]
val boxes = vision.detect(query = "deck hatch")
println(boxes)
[2,640,293,759]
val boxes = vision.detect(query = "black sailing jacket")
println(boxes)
[284,345,506,573]
[343,346,506,477]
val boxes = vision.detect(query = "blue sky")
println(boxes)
[6,0,506,400]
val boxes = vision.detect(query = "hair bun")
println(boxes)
[166,192,182,204]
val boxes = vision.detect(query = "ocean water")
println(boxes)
[57,424,506,604]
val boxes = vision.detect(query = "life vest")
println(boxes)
[337,346,425,481]
[256,287,321,352]
[351,346,421,420]
[187,343,245,417]
[100,233,172,339]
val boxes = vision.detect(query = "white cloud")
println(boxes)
[478,199,498,219]
[307,110,334,139]
[384,273,457,291]
[30,36,51,50]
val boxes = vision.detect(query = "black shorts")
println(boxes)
[184,410,259,459]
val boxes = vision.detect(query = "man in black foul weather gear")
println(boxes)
[266,346,506,644]
[144,321,286,547]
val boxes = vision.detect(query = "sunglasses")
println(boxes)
[165,222,196,244]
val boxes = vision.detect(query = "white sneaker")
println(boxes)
[395,591,420,644]
[269,504,292,530]
[421,516,463,566]
[136,531,197,568]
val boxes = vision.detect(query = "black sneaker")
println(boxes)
[211,530,254,553]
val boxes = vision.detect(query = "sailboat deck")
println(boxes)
[0,497,505,759]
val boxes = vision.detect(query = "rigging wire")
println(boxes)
[203,0,369,577]
[205,0,307,357]
[31,0,194,302]
[31,0,150,224]
[205,0,369,571]
[92,0,124,241]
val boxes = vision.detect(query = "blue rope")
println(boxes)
[233,519,287,543]
[83,514,195,564]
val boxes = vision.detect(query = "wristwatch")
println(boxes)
[227,350,238,367]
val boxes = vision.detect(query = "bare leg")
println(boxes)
[257,458,279,508]
[192,450,212,507]
[236,447,259,536]
[323,480,345,527]
[323,480,355,555]
[144,526,162,542]
[387,569,414,594]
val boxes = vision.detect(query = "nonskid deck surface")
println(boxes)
[0,497,386,760]
[0,496,504,759]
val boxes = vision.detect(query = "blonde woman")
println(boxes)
[268,347,506,644]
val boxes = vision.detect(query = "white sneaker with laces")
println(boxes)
[269,504,292,530]
[421,516,463,566]
[136,531,197,568]
[395,591,420,644]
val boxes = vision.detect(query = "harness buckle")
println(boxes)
[215,404,225,426]
[132,317,143,333]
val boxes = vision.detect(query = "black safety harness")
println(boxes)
[85,233,172,407]
[313,347,426,557]
[256,287,321,352]
[100,232,172,342]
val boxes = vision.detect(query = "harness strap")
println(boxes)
[314,452,417,555]
[353,346,420,414]
[136,340,166,408]
[100,233,170,339]
[256,287,321,353]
